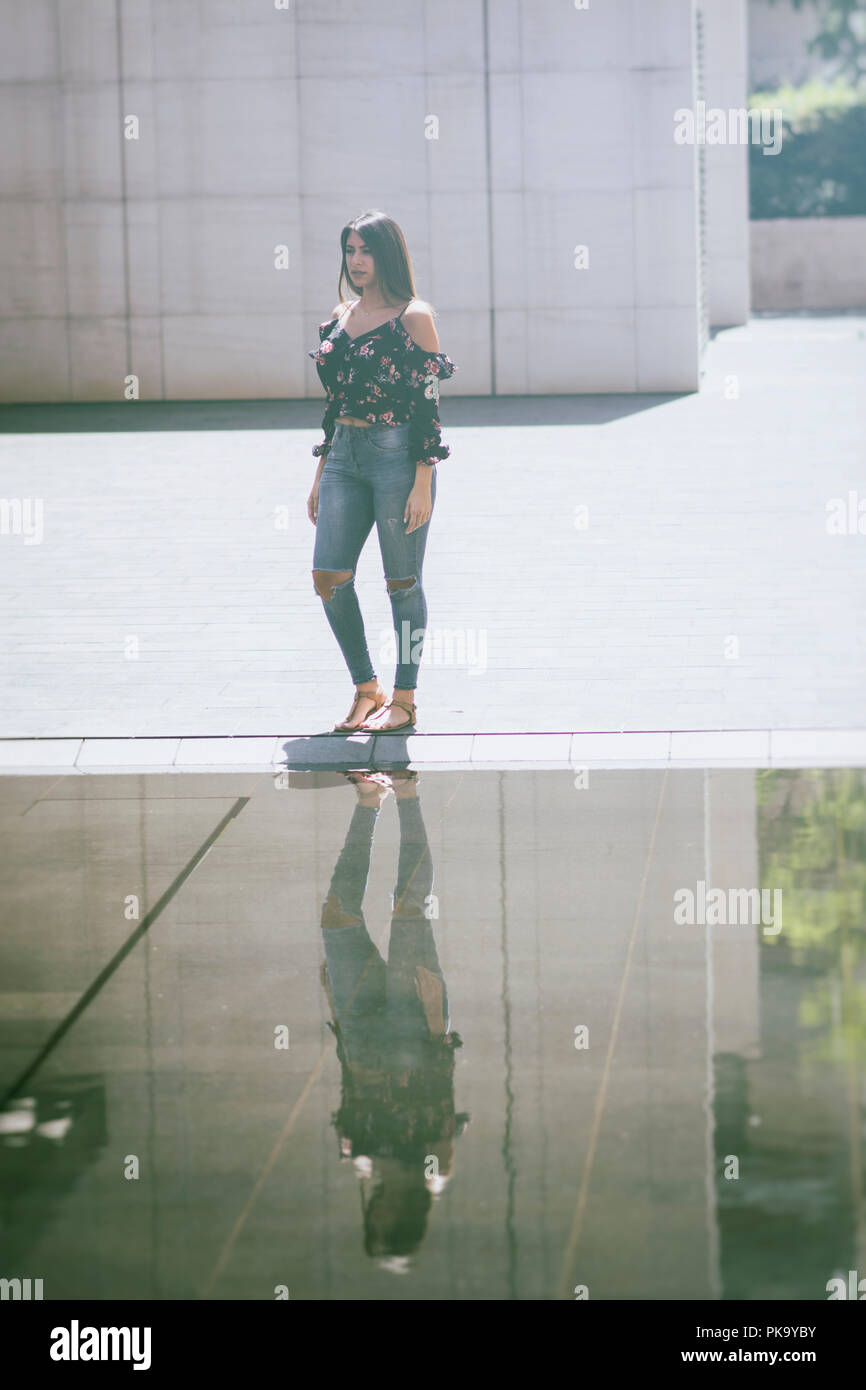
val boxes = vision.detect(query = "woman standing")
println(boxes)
[307,211,457,733]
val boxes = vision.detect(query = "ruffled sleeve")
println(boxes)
[308,318,339,368]
[308,319,341,455]
[399,327,457,467]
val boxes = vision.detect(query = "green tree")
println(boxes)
[764,0,866,86]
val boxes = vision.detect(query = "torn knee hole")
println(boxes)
[386,576,417,595]
[313,568,353,602]
[322,890,362,929]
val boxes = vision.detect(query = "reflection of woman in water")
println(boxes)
[320,770,467,1270]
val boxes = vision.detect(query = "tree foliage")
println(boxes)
[748,78,866,215]
[763,0,866,85]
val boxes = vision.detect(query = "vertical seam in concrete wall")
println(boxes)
[54,0,72,399]
[497,772,517,1297]
[293,0,305,398]
[531,777,552,1292]
[745,0,750,315]
[138,789,159,1296]
[695,4,709,367]
[519,14,527,396]
[703,769,722,1299]
[482,0,496,394]
[629,43,638,392]
[424,3,432,318]
[151,1,165,397]
[115,0,133,388]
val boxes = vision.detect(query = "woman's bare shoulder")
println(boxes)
[401,299,439,351]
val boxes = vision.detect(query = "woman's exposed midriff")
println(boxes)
[335,415,372,428]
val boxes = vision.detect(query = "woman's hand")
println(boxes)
[404,471,433,533]
[307,479,320,524]
[307,459,326,524]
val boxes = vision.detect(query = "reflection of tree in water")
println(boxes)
[713,1049,853,1299]
[713,768,866,1298]
[0,1078,107,1270]
[757,768,866,1062]
[319,774,468,1268]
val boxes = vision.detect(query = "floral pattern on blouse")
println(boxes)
[308,314,457,466]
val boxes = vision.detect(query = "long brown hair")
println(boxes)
[337,211,429,312]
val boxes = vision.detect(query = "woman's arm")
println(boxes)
[311,303,348,459]
[402,302,455,465]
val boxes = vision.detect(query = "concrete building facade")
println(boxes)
[748,0,838,89]
[0,0,750,404]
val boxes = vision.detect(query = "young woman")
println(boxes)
[307,211,457,733]
[319,770,467,1266]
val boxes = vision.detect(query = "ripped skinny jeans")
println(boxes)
[312,420,436,691]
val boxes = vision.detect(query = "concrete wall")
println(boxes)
[701,0,751,326]
[751,216,866,308]
[482,0,703,394]
[0,0,748,404]
[749,0,837,89]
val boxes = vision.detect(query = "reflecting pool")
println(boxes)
[1,767,864,1300]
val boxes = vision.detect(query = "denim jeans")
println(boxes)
[313,420,436,691]
[321,796,448,1070]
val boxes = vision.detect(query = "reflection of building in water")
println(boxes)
[0,1078,107,1274]
[320,779,468,1265]
[0,764,861,1298]
[552,767,863,1301]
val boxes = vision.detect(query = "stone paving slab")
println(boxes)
[2,729,865,775]
[769,728,866,763]
[570,732,671,761]
[469,733,573,762]
[76,737,181,769]
[1,313,864,739]
[0,738,84,769]
[174,736,280,767]
[669,730,771,761]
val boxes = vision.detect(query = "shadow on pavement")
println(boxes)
[0,393,687,434]
[279,733,413,772]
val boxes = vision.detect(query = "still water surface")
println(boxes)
[1,767,863,1300]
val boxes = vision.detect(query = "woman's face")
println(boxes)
[345,230,377,290]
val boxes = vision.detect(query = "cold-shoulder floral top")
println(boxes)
[308,303,457,467]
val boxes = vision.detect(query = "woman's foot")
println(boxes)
[390,769,419,800]
[334,682,387,732]
[360,690,417,733]
[343,770,393,808]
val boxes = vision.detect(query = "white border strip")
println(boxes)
[0,729,865,774]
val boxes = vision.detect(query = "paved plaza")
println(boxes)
[1,312,864,754]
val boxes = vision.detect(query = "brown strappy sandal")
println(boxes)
[360,698,417,734]
[333,685,386,732]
